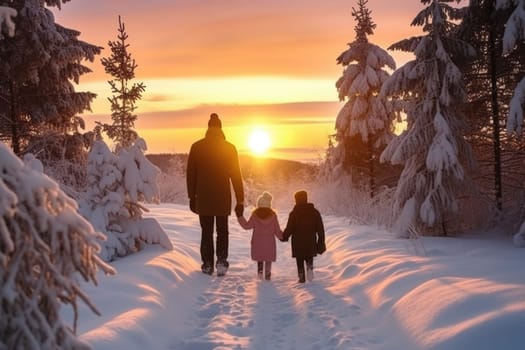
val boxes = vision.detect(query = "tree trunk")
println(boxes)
[9,81,20,155]
[368,138,375,198]
[489,21,503,211]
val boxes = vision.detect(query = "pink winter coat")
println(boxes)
[238,208,283,262]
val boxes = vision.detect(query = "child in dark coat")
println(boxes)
[283,190,325,283]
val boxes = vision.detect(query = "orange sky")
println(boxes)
[52,0,422,162]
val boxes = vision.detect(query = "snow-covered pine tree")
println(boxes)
[0,0,100,157]
[498,0,525,134]
[80,139,173,261]
[82,17,171,261]
[497,0,525,245]
[458,1,525,213]
[0,142,115,349]
[96,15,145,149]
[380,0,476,236]
[328,0,399,197]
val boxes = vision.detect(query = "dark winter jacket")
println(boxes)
[283,203,325,258]
[186,127,244,216]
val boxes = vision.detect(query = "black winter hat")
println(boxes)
[208,113,222,128]
[294,190,308,204]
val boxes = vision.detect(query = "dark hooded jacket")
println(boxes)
[186,127,244,216]
[283,202,325,258]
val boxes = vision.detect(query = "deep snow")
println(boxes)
[64,203,525,350]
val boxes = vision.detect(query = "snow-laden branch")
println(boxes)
[498,0,525,136]
[80,139,172,261]
[0,142,115,349]
[0,6,16,39]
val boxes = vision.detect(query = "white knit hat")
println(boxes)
[257,191,273,208]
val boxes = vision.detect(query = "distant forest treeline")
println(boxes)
[146,153,318,179]
[148,153,324,211]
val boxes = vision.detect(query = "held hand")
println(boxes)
[234,203,244,217]
[316,241,326,255]
[189,198,197,214]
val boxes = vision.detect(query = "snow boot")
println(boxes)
[201,264,213,275]
[265,271,271,281]
[306,267,314,282]
[298,272,306,283]
[216,260,229,277]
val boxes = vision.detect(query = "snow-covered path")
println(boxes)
[70,204,525,350]
[154,205,378,350]
[74,205,395,349]
[168,264,366,350]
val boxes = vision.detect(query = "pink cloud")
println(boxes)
[54,1,421,81]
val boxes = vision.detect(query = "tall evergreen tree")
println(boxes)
[329,0,399,197]
[497,0,525,240]
[380,0,475,235]
[0,8,113,348]
[97,15,145,150]
[83,16,170,261]
[458,0,524,212]
[0,0,99,156]
[498,0,525,134]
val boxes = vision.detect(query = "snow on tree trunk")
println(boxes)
[0,142,115,350]
[80,139,172,261]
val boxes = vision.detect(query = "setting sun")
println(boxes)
[248,129,271,155]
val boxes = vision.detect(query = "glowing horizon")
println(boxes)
[52,0,422,161]
[81,76,340,115]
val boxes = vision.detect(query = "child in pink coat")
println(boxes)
[237,191,283,280]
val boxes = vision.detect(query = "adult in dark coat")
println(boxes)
[283,190,325,283]
[186,113,244,276]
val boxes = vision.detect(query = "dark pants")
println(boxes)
[295,256,313,279]
[199,215,229,271]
